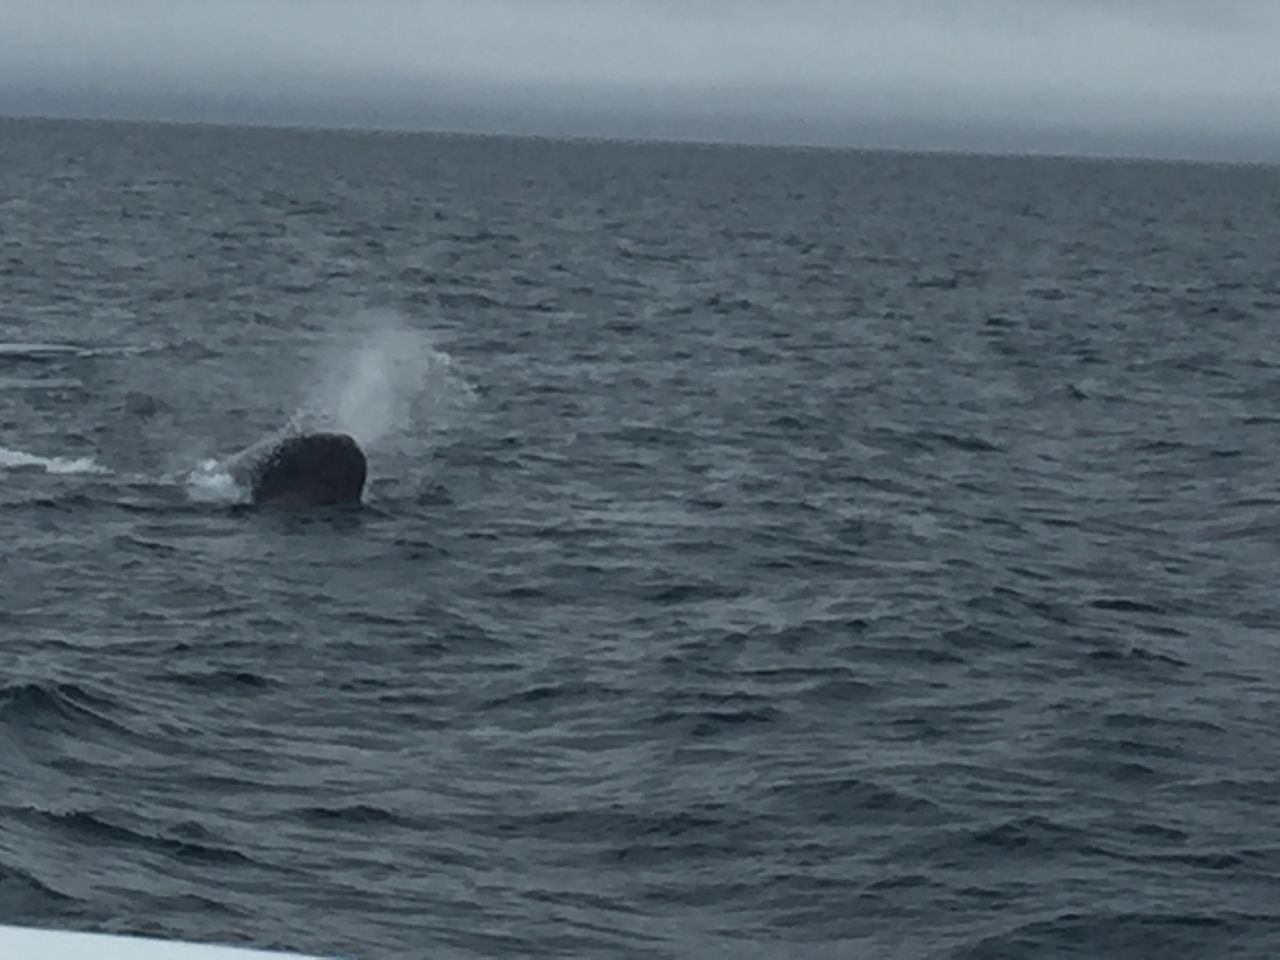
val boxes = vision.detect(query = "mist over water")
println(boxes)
[293,318,477,451]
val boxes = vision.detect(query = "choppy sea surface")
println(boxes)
[3,116,1280,958]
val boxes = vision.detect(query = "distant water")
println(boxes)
[3,116,1280,959]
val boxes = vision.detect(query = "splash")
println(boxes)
[288,319,475,451]
[178,315,473,504]
[183,457,248,504]
[0,445,108,475]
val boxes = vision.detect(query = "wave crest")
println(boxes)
[0,446,108,475]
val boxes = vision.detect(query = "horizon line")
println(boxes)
[3,107,1278,171]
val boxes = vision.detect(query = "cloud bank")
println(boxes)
[2,1,1278,159]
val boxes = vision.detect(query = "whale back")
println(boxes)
[247,432,367,506]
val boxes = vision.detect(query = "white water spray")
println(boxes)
[183,457,248,504]
[289,319,475,451]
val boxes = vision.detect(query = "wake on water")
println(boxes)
[1,321,475,506]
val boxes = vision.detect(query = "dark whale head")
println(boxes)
[244,432,367,507]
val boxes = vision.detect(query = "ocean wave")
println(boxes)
[0,342,86,360]
[0,680,127,736]
[955,910,1276,958]
[0,858,77,913]
[0,376,85,391]
[17,808,256,867]
[0,342,149,360]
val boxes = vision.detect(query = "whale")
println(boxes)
[230,431,367,507]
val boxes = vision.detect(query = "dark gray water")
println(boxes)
[3,116,1280,958]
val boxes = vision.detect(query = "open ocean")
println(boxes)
[3,116,1280,958]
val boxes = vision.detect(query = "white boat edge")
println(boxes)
[0,925,335,959]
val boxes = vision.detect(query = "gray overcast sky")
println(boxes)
[3,0,1279,160]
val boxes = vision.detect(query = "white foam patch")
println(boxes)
[0,446,109,475]
[183,458,250,504]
